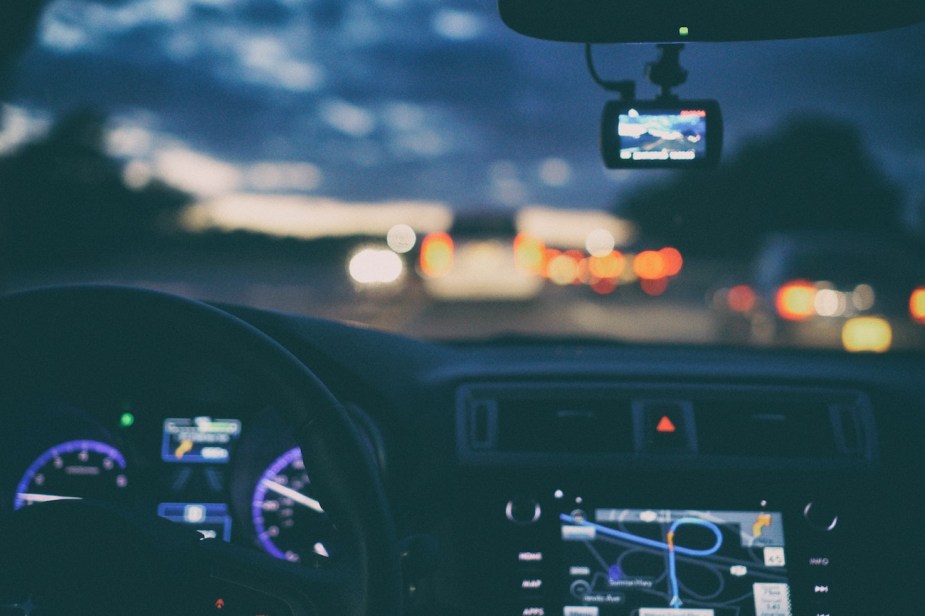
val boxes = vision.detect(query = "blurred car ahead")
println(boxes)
[711,232,925,351]
[417,210,545,302]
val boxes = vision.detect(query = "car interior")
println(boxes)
[0,1,923,616]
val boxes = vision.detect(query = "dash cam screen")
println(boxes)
[617,108,708,162]
[600,100,721,168]
[560,507,791,616]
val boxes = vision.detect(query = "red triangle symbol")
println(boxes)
[656,416,676,433]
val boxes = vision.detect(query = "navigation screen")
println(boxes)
[161,417,242,463]
[617,109,708,162]
[560,508,791,616]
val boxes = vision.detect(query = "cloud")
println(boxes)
[154,147,244,196]
[431,9,484,41]
[0,105,52,154]
[320,99,377,137]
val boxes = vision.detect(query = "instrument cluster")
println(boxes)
[0,397,335,565]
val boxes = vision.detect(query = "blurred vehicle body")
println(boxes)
[712,232,925,350]
[419,210,545,302]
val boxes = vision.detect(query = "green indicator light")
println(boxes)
[679,26,690,37]
[120,412,135,428]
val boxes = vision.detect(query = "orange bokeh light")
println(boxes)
[542,248,561,278]
[659,247,683,277]
[564,250,586,285]
[419,232,454,278]
[727,284,757,313]
[513,232,545,275]
[591,277,618,295]
[547,255,579,285]
[911,287,925,323]
[641,277,669,296]
[775,280,817,321]
[633,250,666,280]
[576,256,591,284]
[588,250,626,280]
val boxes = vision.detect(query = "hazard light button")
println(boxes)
[656,415,676,433]
[634,400,697,453]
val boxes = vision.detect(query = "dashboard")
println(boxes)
[1,288,924,616]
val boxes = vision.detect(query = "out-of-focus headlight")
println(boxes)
[348,247,404,285]
[841,316,892,353]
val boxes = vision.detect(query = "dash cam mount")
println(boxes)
[587,43,723,168]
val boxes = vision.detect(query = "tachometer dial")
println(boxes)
[14,439,128,510]
[251,447,332,563]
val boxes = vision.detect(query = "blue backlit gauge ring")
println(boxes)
[251,447,331,563]
[14,439,128,510]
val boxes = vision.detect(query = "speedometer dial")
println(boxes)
[14,439,128,510]
[251,447,332,563]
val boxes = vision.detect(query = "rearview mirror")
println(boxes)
[498,0,925,43]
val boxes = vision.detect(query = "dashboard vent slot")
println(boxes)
[691,393,869,458]
[468,398,498,449]
[466,392,634,453]
[830,400,868,457]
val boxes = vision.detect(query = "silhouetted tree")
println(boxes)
[619,116,903,258]
[0,109,189,275]
[916,195,925,241]
[0,1,47,85]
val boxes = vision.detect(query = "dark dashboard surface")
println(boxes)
[1,293,923,615]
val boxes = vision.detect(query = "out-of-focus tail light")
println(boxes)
[640,277,669,296]
[910,287,925,324]
[588,251,626,280]
[658,247,683,277]
[632,250,666,280]
[513,232,545,275]
[727,284,757,313]
[419,232,454,278]
[547,251,582,285]
[775,280,817,321]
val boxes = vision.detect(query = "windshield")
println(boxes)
[1,0,924,351]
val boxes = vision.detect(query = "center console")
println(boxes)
[452,382,891,616]
[481,489,845,616]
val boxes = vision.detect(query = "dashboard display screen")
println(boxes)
[158,502,232,541]
[560,508,790,616]
[161,417,242,463]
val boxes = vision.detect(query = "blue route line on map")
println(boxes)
[560,513,723,609]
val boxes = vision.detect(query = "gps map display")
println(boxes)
[560,508,791,616]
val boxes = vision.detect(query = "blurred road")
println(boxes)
[1,245,730,344]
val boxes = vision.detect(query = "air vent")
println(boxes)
[495,395,634,453]
[468,398,498,449]
[458,386,634,454]
[694,393,865,458]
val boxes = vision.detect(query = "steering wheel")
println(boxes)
[0,285,402,616]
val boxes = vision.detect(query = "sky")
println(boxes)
[2,0,925,224]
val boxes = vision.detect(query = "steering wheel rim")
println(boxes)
[0,285,402,616]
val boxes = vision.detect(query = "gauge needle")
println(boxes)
[17,493,83,503]
[260,479,324,514]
